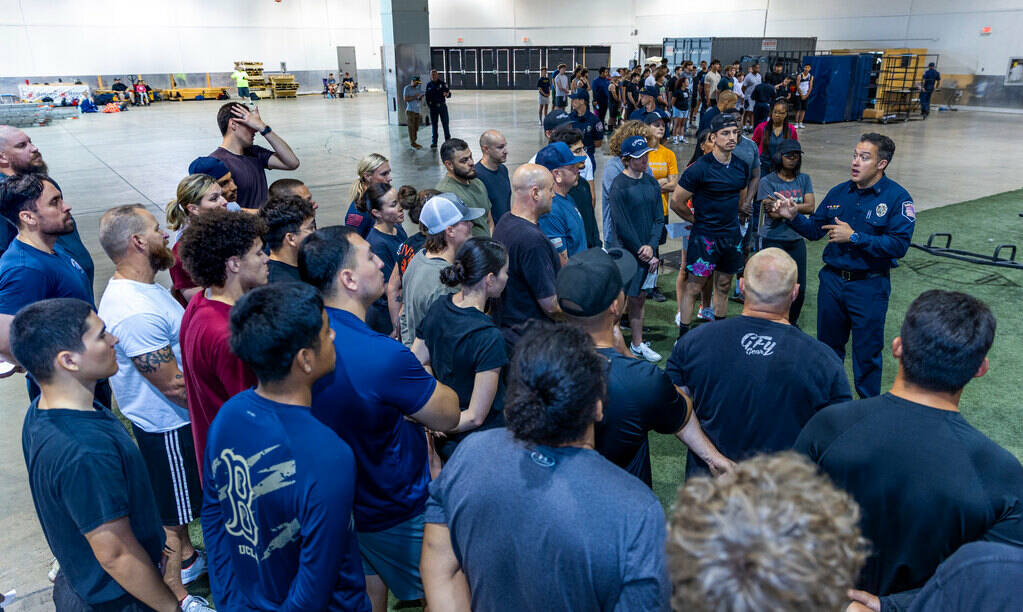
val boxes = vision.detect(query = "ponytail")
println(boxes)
[440,237,508,288]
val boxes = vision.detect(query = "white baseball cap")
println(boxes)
[420,193,485,235]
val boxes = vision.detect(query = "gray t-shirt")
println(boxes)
[733,136,761,178]
[757,172,814,241]
[403,84,422,113]
[554,73,570,96]
[424,428,670,611]
[399,251,455,346]
[436,176,492,237]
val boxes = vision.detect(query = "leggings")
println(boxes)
[761,237,807,326]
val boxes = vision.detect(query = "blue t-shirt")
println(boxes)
[424,428,670,611]
[0,238,94,314]
[922,69,941,93]
[202,390,369,612]
[538,193,587,256]
[474,161,511,224]
[592,76,610,103]
[312,307,437,532]
[344,199,374,238]
[22,400,165,606]
[666,315,851,478]
[679,152,751,237]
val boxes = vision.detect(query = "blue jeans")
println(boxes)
[920,90,933,115]
[238,86,250,99]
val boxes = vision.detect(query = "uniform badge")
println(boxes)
[902,201,916,221]
[875,203,888,217]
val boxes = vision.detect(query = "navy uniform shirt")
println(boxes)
[569,110,604,154]
[788,175,915,271]
[922,68,941,93]
[425,79,450,107]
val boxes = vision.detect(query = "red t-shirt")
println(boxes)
[179,291,256,475]
[169,242,197,306]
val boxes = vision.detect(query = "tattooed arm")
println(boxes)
[131,346,188,408]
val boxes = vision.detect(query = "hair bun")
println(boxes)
[439,261,465,287]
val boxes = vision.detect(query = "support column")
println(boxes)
[380,0,431,126]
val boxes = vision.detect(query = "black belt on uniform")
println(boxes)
[825,265,890,281]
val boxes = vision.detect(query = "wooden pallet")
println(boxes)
[268,74,299,99]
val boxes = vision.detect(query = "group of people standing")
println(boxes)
[0,57,1018,612]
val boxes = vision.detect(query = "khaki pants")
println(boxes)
[407,111,421,145]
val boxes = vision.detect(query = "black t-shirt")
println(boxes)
[474,161,512,224]
[22,401,165,605]
[368,226,408,285]
[537,76,552,96]
[672,85,690,111]
[752,81,778,106]
[595,348,689,486]
[417,295,507,453]
[678,152,751,237]
[111,82,128,92]
[765,71,786,86]
[666,316,851,478]
[623,81,639,111]
[492,213,560,341]
[795,393,1023,597]
[568,178,601,248]
[267,259,301,284]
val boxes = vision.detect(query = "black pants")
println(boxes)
[753,103,771,128]
[761,237,807,326]
[920,90,932,116]
[593,99,608,126]
[429,105,451,144]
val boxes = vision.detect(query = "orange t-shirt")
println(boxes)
[646,144,678,216]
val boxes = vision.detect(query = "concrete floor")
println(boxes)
[2,91,1022,609]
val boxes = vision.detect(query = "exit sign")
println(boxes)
[981,26,992,35]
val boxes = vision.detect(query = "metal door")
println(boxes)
[481,49,497,88]
[496,49,510,88]
[447,50,463,88]
[336,46,357,81]
[548,48,575,72]
[513,49,530,89]
[463,49,478,88]
[431,49,446,80]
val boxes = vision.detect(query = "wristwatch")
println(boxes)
[260,125,272,136]
[849,232,861,245]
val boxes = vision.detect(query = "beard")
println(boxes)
[454,165,477,180]
[13,155,47,176]
[148,244,176,271]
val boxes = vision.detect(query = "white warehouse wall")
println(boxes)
[1,0,1021,79]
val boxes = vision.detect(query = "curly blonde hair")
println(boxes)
[667,452,868,612]
[607,120,655,157]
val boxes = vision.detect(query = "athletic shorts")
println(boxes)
[796,96,808,111]
[357,512,425,601]
[672,107,689,118]
[686,232,744,277]
[538,94,550,105]
[131,423,202,527]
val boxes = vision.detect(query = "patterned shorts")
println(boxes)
[685,232,744,277]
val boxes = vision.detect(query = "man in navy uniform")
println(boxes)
[920,62,941,119]
[568,91,604,168]
[772,133,914,399]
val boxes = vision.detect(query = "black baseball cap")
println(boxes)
[776,139,802,156]
[643,110,670,125]
[543,109,573,131]
[709,113,738,133]
[556,248,637,317]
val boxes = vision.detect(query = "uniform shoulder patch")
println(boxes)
[876,203,888,217]
[902,201,916,221]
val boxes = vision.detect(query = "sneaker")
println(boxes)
[648,286,667,303]
[674,311,682,327]
[48,558,60,583]
[181,551,207,585]
[430,143,438,149]
[681,137,688,144]
[411,143,422,150]
[630,342,662,363]
[181,595,216,612]
[697,306,715,321]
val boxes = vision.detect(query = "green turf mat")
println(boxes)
[646,188,1023,509]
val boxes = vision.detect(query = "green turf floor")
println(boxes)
[646,188,1023,509]
[183,189,1023,610]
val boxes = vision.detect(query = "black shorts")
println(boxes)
[796,96,808,111]
[686,232,745,277]
[131,423,202,526]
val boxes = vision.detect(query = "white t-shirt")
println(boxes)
[98,278,189,433]
[644,75,657,88]
[554,74,570,96]
[742,72,762,101]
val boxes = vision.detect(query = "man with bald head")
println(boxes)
[0,125,94,286]
[665,248,851,479]
[474,130,511,223]
[492,164,560,344]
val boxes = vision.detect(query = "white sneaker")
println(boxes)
[697,307,715,321]
[181,595,216,612]
[630,342,662,363]
[681,137,688,144]
[181,551,207,585]
[48,558,60,583]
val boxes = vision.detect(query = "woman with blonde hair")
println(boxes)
[344,153,392,237]
[601,120,655,243]
[166,173,228,305]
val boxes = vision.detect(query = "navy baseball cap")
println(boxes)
[641,85,660,97]
[569,90,589,100]
[556,247,637,317]
[543,109,573,131]
[188,156,230,180]
[709,113,739,133]
[620,135,654,158]
[643,110,670,125]
[536,142,587,171]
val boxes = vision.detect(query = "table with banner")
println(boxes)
[17,83,91,103]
